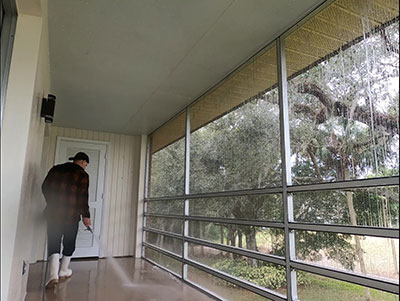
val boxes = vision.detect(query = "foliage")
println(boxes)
[148,20,399,276]
[212,259,311,289]
[190,90,281,194]
[289,22,399,183]
[353,187,399,227]
[150,138,185,197]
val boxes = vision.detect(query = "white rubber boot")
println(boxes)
[46,253,60,288]
[59,255,73,279]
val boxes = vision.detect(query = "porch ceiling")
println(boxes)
[48,0,325,135]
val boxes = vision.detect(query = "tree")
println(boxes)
[148,20,399,291]
[288,22,399,297]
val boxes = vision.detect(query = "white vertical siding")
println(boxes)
[2,9,51,300]
[43,126,141,257]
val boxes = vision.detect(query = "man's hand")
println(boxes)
[83,217,91,227]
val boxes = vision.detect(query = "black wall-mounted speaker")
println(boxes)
[41,94,56,123]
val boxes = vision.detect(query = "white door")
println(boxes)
[55,137,107,258]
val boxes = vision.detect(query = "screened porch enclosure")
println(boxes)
[143,0,399,300]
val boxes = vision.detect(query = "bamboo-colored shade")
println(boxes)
[286,0,399,77]
[150,112,185,155]
[189,45,278,135]
[150,0,399,154]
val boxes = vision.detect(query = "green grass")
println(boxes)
[298,275,399,301]
[149,238,399,301]
[187,254,399,301]
[213,274,399,301]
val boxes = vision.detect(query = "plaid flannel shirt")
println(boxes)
[42,162,90,224]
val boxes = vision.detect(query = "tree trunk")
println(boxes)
[385,201,399,276]
[160,234,164,249]
[200,224,204,256]
[156,233,161,247]
[391,239,399,276]
[238,230,243,249]
[344,170,371,300]
[220,225,225,256]
[228,226,236,247]
[245,227,257,266]
[227,226,236,259]
[229,226,242,259]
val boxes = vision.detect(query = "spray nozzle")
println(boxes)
[86,226,93,234]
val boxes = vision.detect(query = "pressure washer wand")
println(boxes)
[86,226,93,234]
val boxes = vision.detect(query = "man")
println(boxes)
[41,152,91,288]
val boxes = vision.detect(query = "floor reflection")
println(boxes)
[26,258,212,301]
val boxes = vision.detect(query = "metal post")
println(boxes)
[277,37,298,301]
[144,136,151,199]
[142,136,151,258]
[183,109,191,279]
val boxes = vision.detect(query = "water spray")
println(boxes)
[42,224,167,299]
[84,225,135,287]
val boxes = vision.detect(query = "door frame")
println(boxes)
[54,136,110,257]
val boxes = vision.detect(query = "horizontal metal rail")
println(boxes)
[145,227,400,298]
[291,260,399,295]
[185,258,287,301]
[144,180,399,299]
[145,214,399,239]
[185,236,286,266]
[142,257,222,300]
[289,223,399,239]
[144,227,184,240]
[142,257,182,279]
[144,213,285,228]
[145,177,398,202]
[184,187,283,199]
[287,177,399,193]
[144,242,287,300]
[146,187,283,202]
[143,242,183,261]
[144,244,287,300]
[183,279,224,301]
[144,227,286,266]
[144,227,285,266]
[186,215,285,228]
[144,213,184,219]
[145,195,186,202]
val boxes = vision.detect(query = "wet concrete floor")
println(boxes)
[26,258,214,301]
